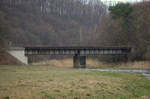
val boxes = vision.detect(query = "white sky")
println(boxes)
[100,0,143,6]
[101,0,142,2]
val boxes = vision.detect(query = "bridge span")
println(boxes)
[25,46,131,68]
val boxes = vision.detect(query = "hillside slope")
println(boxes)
[0,51,23,65]
[0,0,106,47]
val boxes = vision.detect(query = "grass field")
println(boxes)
[0,65,150,99]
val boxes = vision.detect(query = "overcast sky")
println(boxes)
[100,0,143,6]
[101,0,142,2]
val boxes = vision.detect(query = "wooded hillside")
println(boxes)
[97,2,150,60]
[0,0,150,61]
[0,0,106,47]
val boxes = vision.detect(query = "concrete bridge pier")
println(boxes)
[73,55,86,68]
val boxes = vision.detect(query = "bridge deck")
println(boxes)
[25,46,131,56]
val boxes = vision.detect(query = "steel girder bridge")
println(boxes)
[25,46,131,68]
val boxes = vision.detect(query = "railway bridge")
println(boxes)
[25,46,131,68]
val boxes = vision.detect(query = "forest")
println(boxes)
[0,0,150,61]
[98,2,150,60]
[0,0,107,47]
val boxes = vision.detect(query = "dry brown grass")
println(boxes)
[118,61,150,69]
[33,58,150,69]
[33,58,73,68]
[86,58,104,67]
[32,58,104,68]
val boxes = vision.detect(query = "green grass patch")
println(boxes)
[0,65,149,99]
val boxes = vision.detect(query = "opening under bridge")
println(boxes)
[25,46,131,68]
